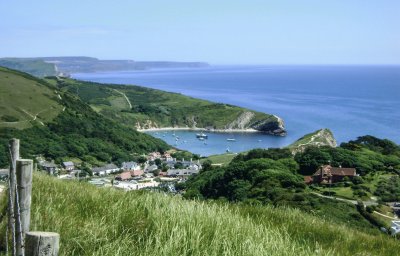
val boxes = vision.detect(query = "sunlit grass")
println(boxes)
[2,173,400,255]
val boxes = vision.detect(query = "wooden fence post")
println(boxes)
[15,159,33,256]
[25,232,59,256]
[8,139,20,256]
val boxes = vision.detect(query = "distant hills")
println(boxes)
[0,56,210,77]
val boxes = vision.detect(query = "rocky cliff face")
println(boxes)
[250,115,286,136]
[134,111,287,136]
[288,128,337,154]
[225,111,255,129]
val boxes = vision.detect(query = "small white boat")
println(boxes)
[227,138,236,142]
[196,132,208,139]
[258,139,262,142]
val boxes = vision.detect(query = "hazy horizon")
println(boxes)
[1,1,399,65]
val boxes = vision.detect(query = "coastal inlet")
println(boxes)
[145,130,293,156]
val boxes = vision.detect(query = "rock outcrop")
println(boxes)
[250,114,286,136]
[135,112,287,136]
[288,128,337,154]
[225,111,255,129]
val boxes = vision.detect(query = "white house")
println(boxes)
[121,161,140,171]
[167,168,199,177]
[92,163,119,176]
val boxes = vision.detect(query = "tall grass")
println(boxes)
[2,173,399,255]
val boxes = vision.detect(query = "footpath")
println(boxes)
[311,192,378,206]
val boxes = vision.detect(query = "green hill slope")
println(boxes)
[48,77,286,135]
[0,67,63,129]
[0,58,57,77]
[1,173,399,255]
[288,128,337,153]
[0,67,169,167]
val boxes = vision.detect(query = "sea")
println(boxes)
[73,65,400,156]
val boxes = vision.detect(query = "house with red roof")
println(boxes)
[312,165,357,184]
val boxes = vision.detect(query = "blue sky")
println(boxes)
[0,0,399,64]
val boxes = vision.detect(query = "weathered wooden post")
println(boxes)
[8,139,20,256]
[15,159,33,256]
[25,232,59,256]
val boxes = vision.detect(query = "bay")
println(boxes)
[73,65,400,156]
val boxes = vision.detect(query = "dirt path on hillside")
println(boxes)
[114,89,132,109]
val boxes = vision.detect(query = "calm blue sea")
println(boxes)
[73,66,400,156]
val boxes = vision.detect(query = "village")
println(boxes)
[36,151,203,192]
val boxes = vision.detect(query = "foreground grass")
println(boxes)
[2,173,400,255]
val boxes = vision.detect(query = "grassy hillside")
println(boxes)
[0,67,63,129]
[0,67,169,167]
[48,77,284,134]
[288,128,337,153]
[1,173,399,255]
[0,58,57,77]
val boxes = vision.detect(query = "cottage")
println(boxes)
[147,152,162,161]
[145,164,158,173]
[312,165,357,184]
[121,161,140,171]
[92,163,119,176]
[167,168,199,177]
[63,161,75,171]
[41,162,57,175]
[163,153,173,161]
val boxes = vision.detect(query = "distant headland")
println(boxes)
[0,56,210,77]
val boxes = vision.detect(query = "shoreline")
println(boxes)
[137,127,260,133]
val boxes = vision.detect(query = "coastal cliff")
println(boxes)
[135,111,286,135]
[49,77,287,136]
[288,128,336,153]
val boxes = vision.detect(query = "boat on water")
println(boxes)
[198,137,205,141]
[227,138,236,142]
[196,132,208,139]
[226,147,231,153]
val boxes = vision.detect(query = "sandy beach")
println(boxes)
[137,127,260,133]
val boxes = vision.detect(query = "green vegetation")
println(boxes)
[0,58,56,77]
[184,148,378,232]
[0,67,169,167]
[201,153,237,166]
[375,176,400,201]
[184,136,400,231]
[0,67,63,129]
[48,77,281,132]
[288,128,336,153]
[1,173,400,255]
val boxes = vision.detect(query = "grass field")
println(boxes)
[0,67,63,129]
[201,153,237,165]
[1,173,400,255]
